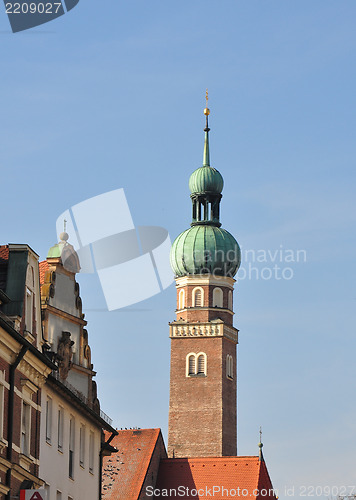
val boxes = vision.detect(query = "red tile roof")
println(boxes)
[102,428,162,500]
[155,456,277,500]
[0,245,9,261]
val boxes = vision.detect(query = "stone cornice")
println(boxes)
[176,306,234,316]
[169,320,238,344]
[175,275,235,289]
[41,304,87,326]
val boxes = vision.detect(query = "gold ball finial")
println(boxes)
[204,88,210,115]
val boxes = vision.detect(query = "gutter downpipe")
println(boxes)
[6,345,29,500]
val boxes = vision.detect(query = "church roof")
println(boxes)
[155,456,277,500]
[102,428,167,500]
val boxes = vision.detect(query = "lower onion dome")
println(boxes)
[170,225,241,278]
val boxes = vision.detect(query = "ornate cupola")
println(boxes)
[170,103,240,279]
[167,95,241,459]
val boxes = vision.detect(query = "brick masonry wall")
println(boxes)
[168,335,237,458]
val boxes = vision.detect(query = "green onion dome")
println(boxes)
[170,225,241,278]
[189,166,224,195]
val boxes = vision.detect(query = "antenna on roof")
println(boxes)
[258,426,264,462]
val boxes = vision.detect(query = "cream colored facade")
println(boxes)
[39,385,102,500]
[38,238,116,500]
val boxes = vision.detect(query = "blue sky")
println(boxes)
[1,1,356,497]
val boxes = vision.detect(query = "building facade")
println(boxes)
[0,245,56,500]
[39,234,117,500]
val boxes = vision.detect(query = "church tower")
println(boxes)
[168,99,241,458]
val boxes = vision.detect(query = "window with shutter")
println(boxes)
[197,355,205,374]
[188,355,195,375]
[193,288,203,307]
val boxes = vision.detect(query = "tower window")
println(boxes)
[228,290,233,311]
[178,289,185,310]
[188,355,195,375]
[186,352,207,377]
[197,354,206,374]
[192,287,204,307]
[226,354,233,379]
[213,287,223,308]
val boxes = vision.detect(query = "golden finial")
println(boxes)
[204,88,210,116]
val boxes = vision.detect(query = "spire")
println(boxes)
[258,426,264,462]
[203,89,210,167]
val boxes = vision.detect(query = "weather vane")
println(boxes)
[259,426,262,443]
[205,88,208,107]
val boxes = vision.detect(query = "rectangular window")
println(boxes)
[56,491,62,500]
[46,397,52,444]
[0,384,4,439]
[21,402,31,456]
[69,416,75,479]
[89,431,94,474]
[58,407,64,451]
[79,425,85,468]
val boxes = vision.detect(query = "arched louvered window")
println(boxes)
[178,289,185,310]
[197,354,206,375]
[226,354,233,379]
[228,290,233,311]
[213,287,223,308]
[188,354,196,375]
[193,287,204,307]
[186,352,207,377]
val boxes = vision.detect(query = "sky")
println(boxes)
[1,1,356,498]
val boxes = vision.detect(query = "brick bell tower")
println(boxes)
[168,96,241,458]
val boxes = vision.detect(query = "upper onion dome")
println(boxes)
[189,165,224,195]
